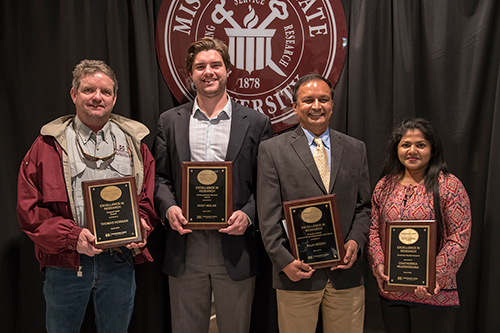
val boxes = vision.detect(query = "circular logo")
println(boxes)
[156,0,347,133]
[100,186,122,202]
[398,228,419,245]
[197,169,218,185]
[300,206,323,224]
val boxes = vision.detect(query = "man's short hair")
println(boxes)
[292,73,334,102]
[185,37,231,74]
[72,59,118,95]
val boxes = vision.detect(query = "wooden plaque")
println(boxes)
[384,220,437,293]
[283,194,345,269]
[82,176,142,249]
[182,161,233,229]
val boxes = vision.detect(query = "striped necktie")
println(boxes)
[313,137,330,190]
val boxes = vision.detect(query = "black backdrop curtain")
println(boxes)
[1,0,498,332]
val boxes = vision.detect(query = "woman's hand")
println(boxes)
[373,264,389,293]
[414,282,441,299]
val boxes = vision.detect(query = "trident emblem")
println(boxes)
[212,0,288,76]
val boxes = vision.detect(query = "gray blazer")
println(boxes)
[154,99,273,280]
[257,126,371,291]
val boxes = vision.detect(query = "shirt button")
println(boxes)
[68,244,73,250]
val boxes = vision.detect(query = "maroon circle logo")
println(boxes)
[156,0,347,133]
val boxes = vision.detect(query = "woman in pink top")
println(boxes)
[367,118,471,333]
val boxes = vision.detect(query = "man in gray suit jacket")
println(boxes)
[154,38,273,332]
[257,74,371,332]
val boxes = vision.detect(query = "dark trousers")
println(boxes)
[380,296,456,333]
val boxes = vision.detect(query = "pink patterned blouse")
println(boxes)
[367,173,471,307]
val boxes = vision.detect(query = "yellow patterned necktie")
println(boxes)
[313,137,330,190]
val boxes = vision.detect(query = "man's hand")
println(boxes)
[126,218,151,250]
[331,239,358,270]
[167,205,192,235]
[77,228,103,256]
[219,210,249,235]
[282,259,315,282]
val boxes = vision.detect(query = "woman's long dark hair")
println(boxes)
[380,118,449,247]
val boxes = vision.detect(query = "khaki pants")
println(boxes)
[276,284,365,333]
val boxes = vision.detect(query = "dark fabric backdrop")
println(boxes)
[1,0,498,332]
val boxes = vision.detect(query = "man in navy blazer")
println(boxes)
[257,74,371,333]
[154,38,272,332]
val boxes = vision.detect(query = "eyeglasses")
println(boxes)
[76,130,117,162]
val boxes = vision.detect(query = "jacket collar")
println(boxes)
[226,99,249,162]
[41,114,149,149]
[290,126,344,193]
[175,98,249,162]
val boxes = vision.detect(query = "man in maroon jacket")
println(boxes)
[17,59,158,333]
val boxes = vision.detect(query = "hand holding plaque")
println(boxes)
[283,194,345,269]
[384,220,437,293]
[182,161,233,229]
[82,176,142,249]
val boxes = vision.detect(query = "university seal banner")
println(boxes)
[156,0,347,133]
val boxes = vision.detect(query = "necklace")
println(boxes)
[76,130,117,162]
